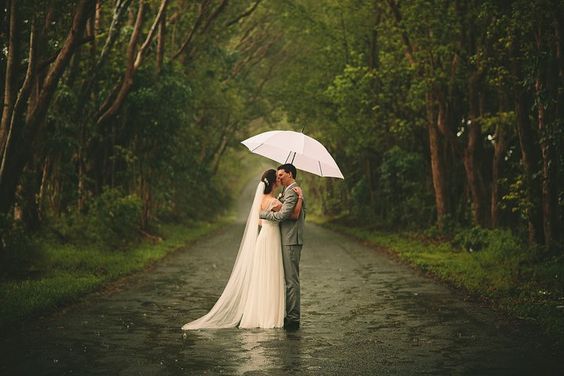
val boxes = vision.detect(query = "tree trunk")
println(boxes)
[535,26,559,250]
[515,89,542,245]
[79,0,132,110]
[0,0,93,214]
[491,95,508,228]
[87,2,97,65]
[19,162,43,230]
[464,74,488,226]
[426,91,448,229]
[536,76,553,248]
[172,1,207,61]
[0,0,18,156]
[140,173,151,229]
[339,7,350,65]
[365,157,375,209]
[554,8,564,247]
[37,156,50,218]
[156,7,166,73]
[77,140,87,211]
[509,32,543,246]
[95,0,102,31]
[0,18,39,214]
[96,0,145,126]
[96,0,169,126]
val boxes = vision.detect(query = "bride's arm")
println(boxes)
[271,199,282,212]
[260,191,297,222]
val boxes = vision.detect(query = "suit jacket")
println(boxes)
[260,183,305,246]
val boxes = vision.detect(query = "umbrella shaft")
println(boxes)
[285,151,297,164]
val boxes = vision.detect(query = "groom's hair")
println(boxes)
[278,163,297,179]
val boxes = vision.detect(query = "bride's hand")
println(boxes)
[292,186,303,198]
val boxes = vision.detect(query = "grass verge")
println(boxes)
[0,220,228,329]
[320,220,564,342]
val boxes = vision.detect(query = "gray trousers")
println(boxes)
[282,244,302,322]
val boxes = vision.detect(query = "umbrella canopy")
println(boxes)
[241,130,344,179]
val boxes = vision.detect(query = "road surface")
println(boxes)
[1,184,561,375]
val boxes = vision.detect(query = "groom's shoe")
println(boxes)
[284,319,300,330]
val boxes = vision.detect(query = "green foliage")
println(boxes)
[349,177,372,220]
[378,146,434,227]
[0,215,42,279]
[2,0,564,333]
[94,189,143,248]
[451,226,488,253]
[501,176,535,222]
[248,0,564,251]
[325,64,376,121]
[451,227,524,277]
[0,220,227,329]
[54,189,142,249]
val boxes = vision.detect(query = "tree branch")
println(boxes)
[0,0,92,204]
[225,0,261,27]
[97,0,170,126]
[96,0,144,125]
[171,0,229,61]
[134,0,170,69]
[39,36,95,71]
[200,0,229,34]
[156,6,166,72]
[171,1,209,60]
[0,17,37,181]
[0,0,18,151]
[78,0,132,112]
[27,0,93,127]
[386,0,416,67]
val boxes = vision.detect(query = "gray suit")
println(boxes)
[260,182,305,323]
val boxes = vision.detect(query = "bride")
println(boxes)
[182,169,303,329]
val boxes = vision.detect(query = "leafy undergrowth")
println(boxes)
[0,220,228,329]
[321,220,564,341]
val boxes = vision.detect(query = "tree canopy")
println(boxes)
[1,0,562,251]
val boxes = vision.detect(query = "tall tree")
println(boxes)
[0,0,94,214]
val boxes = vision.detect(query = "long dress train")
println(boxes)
[181,182,284,330]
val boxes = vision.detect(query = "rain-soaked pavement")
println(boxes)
[1,186,562,375]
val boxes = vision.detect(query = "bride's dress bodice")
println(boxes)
[260,198,281,228]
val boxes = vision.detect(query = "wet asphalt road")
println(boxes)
[1,187,562,375]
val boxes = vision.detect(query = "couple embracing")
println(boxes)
[182,164,305,331]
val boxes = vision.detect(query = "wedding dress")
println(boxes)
[240,199,285,328]
[182,182,285,330]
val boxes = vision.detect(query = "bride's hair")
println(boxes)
[261,169,277,194]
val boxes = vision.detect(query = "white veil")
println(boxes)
[182,182,264,330]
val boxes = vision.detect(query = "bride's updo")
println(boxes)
[261,169,277,194]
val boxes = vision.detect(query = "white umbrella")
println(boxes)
[241,130,344,179]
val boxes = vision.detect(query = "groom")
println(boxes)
[260,163,305,330]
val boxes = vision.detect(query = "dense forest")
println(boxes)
[1,0,563,256]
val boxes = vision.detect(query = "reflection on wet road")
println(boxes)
[1,217,562,374]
